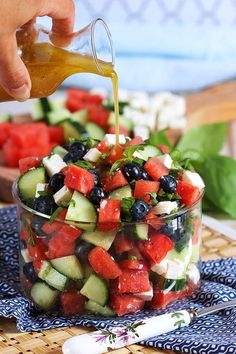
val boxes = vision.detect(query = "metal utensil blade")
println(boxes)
[196,299,236,317]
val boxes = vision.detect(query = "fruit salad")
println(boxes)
[13,134,204,316]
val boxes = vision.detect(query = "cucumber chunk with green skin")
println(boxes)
[108,185,132,200]
[81,229,116,251]
[38,260,69,291]
[18,167,46,200]
[66,191,97,226]
[134,145,161,161]
[80,274,108,306]
[132,223,149,240]
[60,119,88,143]
[71,110,88,125]
[31,98,52,120]
[52,145,68,158]
[85,122,105,141]
[85,300,115,316]
[50,255,84,280]
[162,278,187,292]
[31,282,59,310]
[47,108,71,125]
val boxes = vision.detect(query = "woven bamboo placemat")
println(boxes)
[0,226,235,354]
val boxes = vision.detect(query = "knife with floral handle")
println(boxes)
[62,299,236,354]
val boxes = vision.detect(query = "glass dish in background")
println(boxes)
[13,182,203,317]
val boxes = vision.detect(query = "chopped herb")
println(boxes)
[49,207,64,224]
[146,192,158,206]
[148,129,171,147]
[128,255,137,260]
[158,189,181,201]
[82,137,99,149]
[100,153,108,160]
[110,145,144,173]
[37,191,48,197]
[70,199,76,207]
[169,169,179,179]
[175,216,194,253]
[121,197,135,221]
[22,214,35,246]
[75,161,93,169]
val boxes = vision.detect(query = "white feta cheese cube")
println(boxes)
[153,201,178,215]
[151,258,168,275]
[53,186,72,206]
[133,125,150,140]
[35,183,48,198]
[136,286,153,301]
[43,154,67,177]
[165,259,186,279]
[104,134,126,146]
[156,154,173,169]
[21,249,33,263]
[83,148,102,162]
[183,170,205,189]
[186,264,200,285]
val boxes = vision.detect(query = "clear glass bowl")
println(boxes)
[13,182,203,317]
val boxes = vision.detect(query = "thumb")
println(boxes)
[0,35,31,101]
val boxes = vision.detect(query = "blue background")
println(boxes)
[39,0,236,93]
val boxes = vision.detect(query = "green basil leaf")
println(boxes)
[37,191,48,197]
[121,197,135,221]
[75,161,93,169]
[22,214,35,246]
[192,155,236,218]
[148,129,171,147]
[176,123,227,158]
[49,207,64,224]
[110,158,126,174]
[124,145,144,159]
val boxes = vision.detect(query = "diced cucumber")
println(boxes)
[108,185,132,200]
[66,191,97,226]
[133,223,149,240]
[60,119,87,143]
[162,278,187,292]
[80,274,108,306]
[108,112,133,132]
[50,97,66,110]
[167,240,192,265]
[85,300,115,316]
[81,229,116,251]
[85,122,105,140]
[31,282,59,310]
[84,266,94,279]
[31,98,52,120]
[134,145,161,161]
[18,167,46,200]
[50,255,84,280]
[38,260,69,291]
[47,108,71,125]
[190,244,200,264]
[52,145,68,159]
[71,110,88,125]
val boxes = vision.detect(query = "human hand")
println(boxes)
[0,0,75,101]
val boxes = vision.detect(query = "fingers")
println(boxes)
[39,0,75,34]
[0,35,31,101]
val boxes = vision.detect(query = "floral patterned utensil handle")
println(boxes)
[62,310,191,354]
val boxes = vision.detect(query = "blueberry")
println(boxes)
[139,168,150,180]
[159,175,177,193]
[31,215,46,237]
[62,144,70,151]
[89,187,105,205]
[20,239,27,250]
[160,216,185,243]
[23,262,38,283]
[75,240,94,264]
[131,199,150,221]
[63,152,73,163]
[48,173,65,193]
[68,141,86,162]
[32,195,57,215]
[121,163,141,182]
[89,170,100,187]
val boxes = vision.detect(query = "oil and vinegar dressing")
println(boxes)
[0,42,120,145]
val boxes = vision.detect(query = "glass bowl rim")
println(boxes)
[12,181,204,226]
